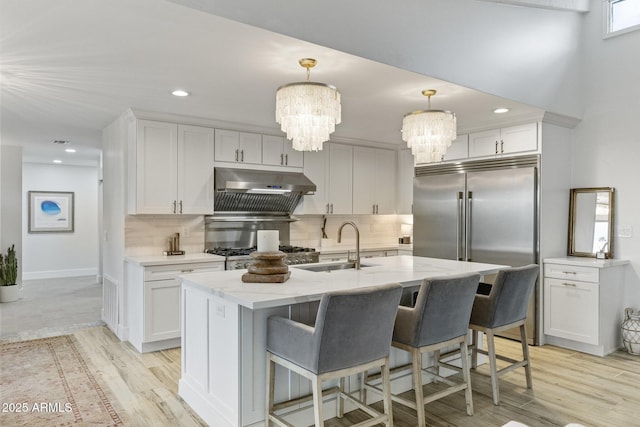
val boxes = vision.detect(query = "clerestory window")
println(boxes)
[605,0,640,37]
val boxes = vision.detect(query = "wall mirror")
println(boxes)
[568,187,615,258]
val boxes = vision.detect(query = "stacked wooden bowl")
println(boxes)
[241,251,290,283]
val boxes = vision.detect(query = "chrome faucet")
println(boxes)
[337,221,361,270]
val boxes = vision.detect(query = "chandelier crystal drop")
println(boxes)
[275,58,341,152]
[401,90,456,165]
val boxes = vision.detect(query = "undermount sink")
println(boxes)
[295,261,374,272]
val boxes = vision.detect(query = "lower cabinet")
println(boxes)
[127,259,224,353]
[319,249,398,263]
[543,257,628,356]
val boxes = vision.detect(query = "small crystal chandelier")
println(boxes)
[275,58,341,152]
[402,89,457,165]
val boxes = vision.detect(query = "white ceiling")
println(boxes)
[0,0,544,166]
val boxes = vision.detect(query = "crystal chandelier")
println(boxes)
[401,90,457,165]
[275,58,341,152]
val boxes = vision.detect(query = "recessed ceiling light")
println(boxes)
[493,108,510,114]
[172,89,190,97]
[65,148,76,153]
[53,159,62,164]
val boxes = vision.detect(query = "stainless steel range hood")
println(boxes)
[215,168,316,194]
[214,168,316,214]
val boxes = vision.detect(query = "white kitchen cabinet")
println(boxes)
[297,149,328,214]
[130,120,214,214]
[443,133,469,161]
[319,249,398,263]
[262,135,303,168]
[327,143,353,214]
[214,129,262,164]
[397,149,414,215]
[469,123,538,158]
[543,257,629,356]
[298,143,353,215]
[127,258,224,353]
[352,147,396,214]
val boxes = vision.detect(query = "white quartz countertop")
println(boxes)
[544,256,629,268]
[180,255,507,310]
[125,253,225,266]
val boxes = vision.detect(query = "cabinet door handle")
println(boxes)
[179,200,183,214]
[181,269,194,273]
[562,271,577,275]
[235,149,239,162]
[280,153,284,165]
[172,200,177,214]
[562,282,577,287]
[495,141,499,154]
[326,203,330,214]
[500,140,504,153]
[330,203,334,214]
[373,204,376,214]
[285,154,288,165]
[376,204,379,214]
[241,150,244,162]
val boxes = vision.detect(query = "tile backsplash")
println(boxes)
[124,214,413,255]
[125,215,205,257]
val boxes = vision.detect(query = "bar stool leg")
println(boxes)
[338,376,345,418]
[520,324,533,389]
[411,348,426,427]
[471,330,479,369]
[486,330,500,405]
[265,355,275,426]
[459,338,474,415]
[381,359,394,427]
[312,376,324,426]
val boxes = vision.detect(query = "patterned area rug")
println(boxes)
[0,335,126,426]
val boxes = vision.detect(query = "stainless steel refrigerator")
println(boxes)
[413,155,539,344]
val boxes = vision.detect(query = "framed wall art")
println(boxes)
[28,191,75,233]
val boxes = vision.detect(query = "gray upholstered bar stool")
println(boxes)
[266,283,402,427]
[469,264,539,405]
[366,272,480,427]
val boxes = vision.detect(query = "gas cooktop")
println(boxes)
[205,245,316,257]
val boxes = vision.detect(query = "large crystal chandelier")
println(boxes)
[275,58,341,152]
[401,90,456,165]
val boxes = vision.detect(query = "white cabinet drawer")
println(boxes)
[144,262,224,281]
[544,263,599,283]
[361,250,398,258]
[544,277,599,345]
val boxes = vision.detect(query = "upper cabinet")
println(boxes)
[262,135,304,168]
[442,134,469,161]
[397,149,414,215]
[326,143,353,214]
[297,149,328,215]
[130,120,214,215]
[468,123,538,158]
[353,147,396,214]
[214,129,262,164]
[297,143,353,215]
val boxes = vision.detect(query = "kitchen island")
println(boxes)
[178,255,508,427]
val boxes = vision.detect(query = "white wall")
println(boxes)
[22,163,99,279]
[1,145,23,284]
[573,6,640,306]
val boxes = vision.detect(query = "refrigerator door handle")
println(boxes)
[466,191,472,261]
[457,191,464,260]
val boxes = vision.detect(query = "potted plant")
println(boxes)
[0,244,20,303]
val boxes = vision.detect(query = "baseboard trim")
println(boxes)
[23,268,98,280]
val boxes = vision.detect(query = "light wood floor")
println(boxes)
[71,326,640,427]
